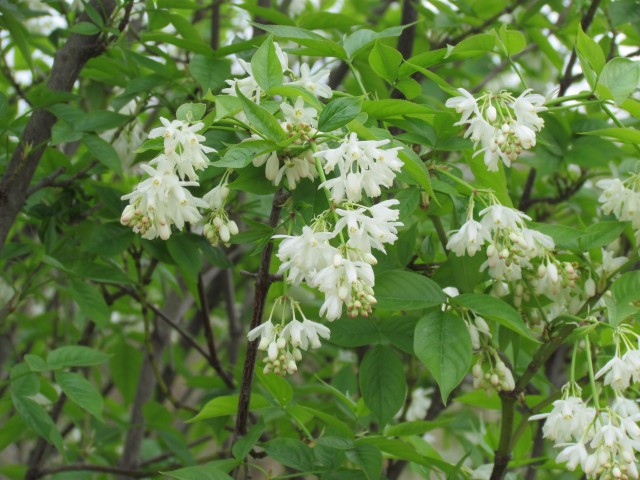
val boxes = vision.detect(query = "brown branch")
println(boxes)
[198,272,235,389]
[557,0,602,96]
[233,189,290,440]
[211,0,221,50]
[0,0,117,254]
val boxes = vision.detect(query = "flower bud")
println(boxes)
[487,105,497,122]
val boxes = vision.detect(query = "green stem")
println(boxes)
[507,57,528,90]
[584,335,601,410]
[436,167,476,194]
[546,100,601,112]
[429,215,449,252]
[347,61,368,97]
[544,92,592,106]
[600,102,640,155]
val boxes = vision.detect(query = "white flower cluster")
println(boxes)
[252,97,319,190]
[121,116,239,245]
[202,181,239,246]
[596,327,640,392]
[315,133,403,203]
[446,89,546,171]
[276,199,402,321]
[448,203,554,282]
[247,296,330,376]
[447,200,591,320]
[222,43,331,102]
[531,388,640,479]
[472,354,515,392]
[597,177,640,242]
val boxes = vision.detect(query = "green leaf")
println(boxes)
[497,25,526,56]
[214,95,243,121]
[451,293,537,342]
[347,443,383,480]
[581,127,640,144]
[55,371,104,420]
[215,140,278,168]
[68,21,101,35]
[189,56,231,92]
[330,316,380,347]
[251,37,284,93]
[11,395,63,452]
[188,394,270,422]
[1,7,33,70]
[395,77,422,99]
[235,85,287,142]
[414,310,471,403]
[576,25,606,89]
[176,103,206,122]
[317,96,362,132]
[610,271,640,324]
[166,234,203,282]
[361,99,436,119]
[375,270,446,310]
[162,466,233,480]
[80,111,129,132]
[368,40,403,84]
[254,24,347,59]
[446,33,496,59]
[232,420,265,460]
[85,223,134,256]
[596,57,640,105]
[47,346,110,370]
[109,339,144,404]
[578,222,627,251]
[359,345,406,426]
[82,134,122,175]
[258,372,293,406]
[262,438,315,471]
[68,279,110,328]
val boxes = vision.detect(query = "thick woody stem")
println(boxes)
[233,189,290,440]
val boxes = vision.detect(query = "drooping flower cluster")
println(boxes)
[530,382,640,479]
[276,198,402,321]
[202,180,239,246]
[120,115,240,245]
[447,201,555,282]
[447,197,590,321]
[446,89,546,171]
[247,296,330,376]
[119,118,214,240]
[597,175,640,242]
[315,133,403,203]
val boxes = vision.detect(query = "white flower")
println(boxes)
[445,88,479,125]
[289,64,332,98]
[121,165,206,240]
[281,318,331,350]
[529,396,596,443]
[280,97,317,127]
[248,319,277,350]
[275,226,337,285]
[597,178,629,218]
[512,89,546,130]
[597,249,627,278]
[596,356,633,391]
[311,254,376,321]
[222,59,262,101]
[405,387,434,421]
[479,204,530,233]
[148,119,214,181]
[335,200,402,254]
[446,218,491,256]
[555,442,588,471]
[315,133,402,203]
[513,124,536,149]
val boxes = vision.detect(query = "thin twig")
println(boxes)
[198,272,235,389]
